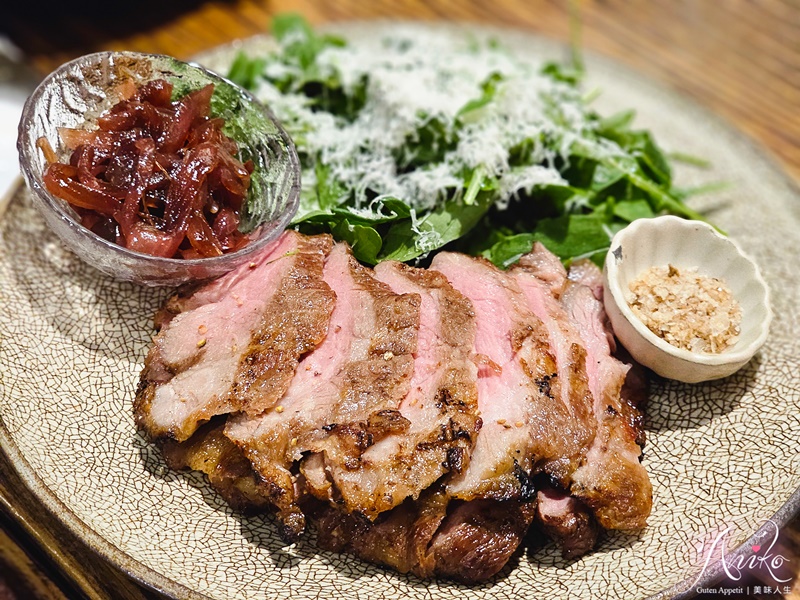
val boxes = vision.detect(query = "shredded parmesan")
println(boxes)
[254,27,627,249]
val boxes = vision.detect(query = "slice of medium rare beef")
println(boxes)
[135,231,334,442]
[224,243,420,540]
[302,262,481,518]
[510,249,597,485]
[515,242,569,299]
[560,262,652,530]
[430,252,586,500]
[153,231,312,328]
[567,258,605,301]
[572,258,649,447]
[535,486,598,560]
[314,488,534,583]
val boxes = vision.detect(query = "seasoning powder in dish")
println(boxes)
[626,264,742,353]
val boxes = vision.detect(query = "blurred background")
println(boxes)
[0,1,798,599]
[1,0,799,179]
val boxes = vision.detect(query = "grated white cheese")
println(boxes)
[254,27,629,242]
[499,166,568,206]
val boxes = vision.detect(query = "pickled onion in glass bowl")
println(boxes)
[17,51,300,286]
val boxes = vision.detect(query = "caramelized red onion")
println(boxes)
[40,79,254,259]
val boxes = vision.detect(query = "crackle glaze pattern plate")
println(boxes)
[1,23,798,600]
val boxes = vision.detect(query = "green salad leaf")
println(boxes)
[228,16,713,266]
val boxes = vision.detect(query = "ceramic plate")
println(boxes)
[1,23,798,600]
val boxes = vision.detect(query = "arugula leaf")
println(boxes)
[590,159,631,193]
[612,199,655,222]
[394,115,457,169]
[480,233,536,268]
[541,61,582,85]
[314,161,348,209]
[543,213,610,260]
[296,199,412,227]
[478,212,614,268]
[668,151,712,168]
[672,181,731,200]
[598,109,636,132]
[271,13,346,72]
[227,51,266,91]
[457,73,504,122]
[380,193,494,263]
[331,219,382,264]
[266,13,368,119]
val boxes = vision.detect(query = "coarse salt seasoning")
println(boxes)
[626,264,742,353]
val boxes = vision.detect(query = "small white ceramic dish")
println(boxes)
[603,215,772,383]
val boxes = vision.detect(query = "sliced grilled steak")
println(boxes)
[561,263,652,530]
[510,254,596,486]
[535,486,598,560]
[430,252,585,499]
[570,258,648,446]
[224,243,420,540]
[135,231,335,442]
[137,232,653,580]
[567,258,606,301]
[515,242,569,298]
[305,262,481,518]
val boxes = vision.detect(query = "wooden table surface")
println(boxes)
[0,1,798,599]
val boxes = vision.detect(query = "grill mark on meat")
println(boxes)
[431,252,582,500]
[224,244,419,539]
[134,231,334,442]
[561,264,653,530]
[618,350,648,449]
[320,409,412,463]
[306,262,481,519]
[230,238,336,415]
[535,486,599,560]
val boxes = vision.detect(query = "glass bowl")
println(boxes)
[17,51,300,287]
[603,216,772,383]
